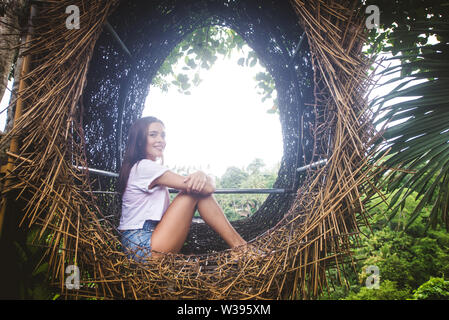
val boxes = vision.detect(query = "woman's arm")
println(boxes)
[149,170,216,195]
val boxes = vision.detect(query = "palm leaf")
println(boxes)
[371,21,449,230]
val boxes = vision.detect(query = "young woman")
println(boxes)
[117,116,247,260]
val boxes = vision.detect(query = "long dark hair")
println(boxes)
[117,116,164,197]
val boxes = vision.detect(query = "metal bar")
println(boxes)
[104,21,132,58]
[296,159,328,172]
[75,159,329,179]
[74,166,119,178]
[290,31,306,63]
[172,188,291,194]
[75,160,328,195]
[86,188,294,195]
[75,167,293,194]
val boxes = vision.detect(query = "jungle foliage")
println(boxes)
[322,192,449,300]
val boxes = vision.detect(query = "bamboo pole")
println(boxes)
[0,5,36,237]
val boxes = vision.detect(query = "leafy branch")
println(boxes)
[152,25,278,112]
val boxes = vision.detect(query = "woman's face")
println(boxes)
[145,122,166,161]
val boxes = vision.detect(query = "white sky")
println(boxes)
[143,54,283,177]
[0,79,13,132]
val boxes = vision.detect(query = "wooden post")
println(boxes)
[0,5,36,237]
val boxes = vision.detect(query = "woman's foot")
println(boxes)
[230,242,266,261]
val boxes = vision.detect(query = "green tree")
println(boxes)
[412,277,449,300]
[246,158,265,175]
[343,280,412,300]
[218,166,248,188]
[214,159,279,221]
[354,193,449,291]
[320,190,449,300]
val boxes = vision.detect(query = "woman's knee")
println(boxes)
[176,191,198,200]
[171,192,201,212]
[178,191,213,202]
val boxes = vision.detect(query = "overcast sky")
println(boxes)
[0,79,12,133]
[143,52,283,177]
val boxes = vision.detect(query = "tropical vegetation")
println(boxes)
[321,192,449,300]
[366,0,449,230]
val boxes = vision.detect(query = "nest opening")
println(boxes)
[82,0,319,254]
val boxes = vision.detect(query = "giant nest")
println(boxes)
[0,0,379,299]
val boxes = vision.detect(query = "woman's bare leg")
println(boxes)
[150,192,198,255]
[195,194,246,248]
[151,192,246,255]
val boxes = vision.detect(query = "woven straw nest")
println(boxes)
[0,0,381,299]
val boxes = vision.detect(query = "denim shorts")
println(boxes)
[120,220,159,261]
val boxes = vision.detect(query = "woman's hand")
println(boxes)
[183,171,215,195]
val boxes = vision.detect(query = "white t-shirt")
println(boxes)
[118,159,170,230]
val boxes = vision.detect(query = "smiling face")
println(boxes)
[145,121,166,161]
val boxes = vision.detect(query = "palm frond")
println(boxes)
[372,21,449,230]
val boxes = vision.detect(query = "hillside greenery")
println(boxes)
[321,191,449,300]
